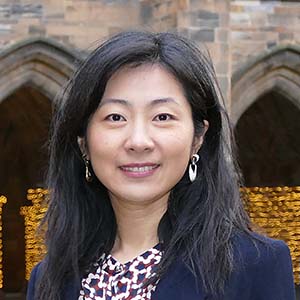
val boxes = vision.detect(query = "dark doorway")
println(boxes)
[235,91,300,187]
[0,86,51,293]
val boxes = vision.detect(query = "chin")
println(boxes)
[111,188,166,204]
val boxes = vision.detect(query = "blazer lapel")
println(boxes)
[152,261,209,300]
[61,277,81,300]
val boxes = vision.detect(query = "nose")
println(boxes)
[124,120,155,153]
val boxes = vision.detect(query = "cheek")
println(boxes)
[86,128,117,164]
[162,130,193,165]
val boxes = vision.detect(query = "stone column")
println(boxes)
[177,0,231,112]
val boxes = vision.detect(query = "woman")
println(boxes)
[27,31,296,300]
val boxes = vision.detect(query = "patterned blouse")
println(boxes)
[78,244,162,300]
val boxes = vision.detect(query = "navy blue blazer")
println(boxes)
[27,232,296,300]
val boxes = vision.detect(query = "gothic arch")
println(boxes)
[231,45,300,125]
[0,37,82,102]
[0,38,82,292]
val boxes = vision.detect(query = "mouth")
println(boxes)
[119,163,160,177]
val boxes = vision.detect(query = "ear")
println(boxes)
[192,120,209,154]
[77,136,89,159]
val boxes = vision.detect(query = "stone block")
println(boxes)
[217,75,229,101]
[177,27,189,38]
[152,0,178,17]
[267,40,277,49]
[230,4,244,13]
[243,3,275,13]
[212,0,229,13]
[294,33,300,44]
[189,28,215,42]
[274,6,300,15]
[11,4,43,18]
[180,10,220,28]
[140,2,153,23]
[232,42,267,64]
[29,25,46,35]
[197,10,219,20]
[220,43,229,57]
[177,11,190,27]
[44,12,64,19]
[215,61,229,75]
[160,13,177,26]
[207,43,229,62]
[230,12,251,25]
[231,30,248,41]
[196,19,219,29]
[219,13,229,27]
[279,32,294,41]
[260,26,277,32]
[268,14,297,27]
[231,30,268,41]
[216,28,228,42]
[249,12,267,27]
[0,5,10,18]
[0,24,11,33]
[49,34,70,44]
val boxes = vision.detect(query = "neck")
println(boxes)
[109,193,168,263]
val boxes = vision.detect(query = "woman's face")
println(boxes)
[84,64,208,205]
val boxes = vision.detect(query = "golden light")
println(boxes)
[0,195,7,288]
[20,188,47,280]
[20,187,300,285]
[242,186,300,284]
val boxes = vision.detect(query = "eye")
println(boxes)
[105,114,126,122]
[154,113,173,121]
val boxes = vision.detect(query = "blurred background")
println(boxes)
[0,0,299,299]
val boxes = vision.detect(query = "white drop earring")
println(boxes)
[82,154,93,182]
[189,154,199,182]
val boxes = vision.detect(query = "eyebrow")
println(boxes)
[99,97,179,107]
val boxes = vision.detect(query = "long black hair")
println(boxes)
[35,31,264,299]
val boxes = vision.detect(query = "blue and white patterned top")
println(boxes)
[78,244,162,300]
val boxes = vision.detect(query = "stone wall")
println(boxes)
[0,0,184,50]
[230,0,300,72]
[0,0,299,105]
[178,0,231,106]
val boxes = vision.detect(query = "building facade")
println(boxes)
[0,0,299,297]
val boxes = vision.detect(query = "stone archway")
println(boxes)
[0,37,81,103]
[234,91,300,186]
[0,38,80,294]
[231,45,300,126]
[232,45,300,186]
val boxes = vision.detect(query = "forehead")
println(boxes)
[101,64,187,106]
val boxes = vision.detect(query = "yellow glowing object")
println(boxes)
[20,188,48,280]
[21,187,300,285]
[242,186,300,285]
[0,195,7,288]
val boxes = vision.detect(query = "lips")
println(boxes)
[121,165,159,172]
[119,163,160,172]
[120,162,159,167]
[119,163,160,177]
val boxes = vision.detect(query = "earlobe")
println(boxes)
[77,136,89,158]
[193,137,203,155]
[202,120,209,136]
[192,119,209,154]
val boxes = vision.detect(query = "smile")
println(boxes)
[121,165,158,172]
[119,164,160,178]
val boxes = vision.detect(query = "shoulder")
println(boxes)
[27,259,81,300]
[225,230,296,300]
[231,230,292,268]
[27,261,43,300]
